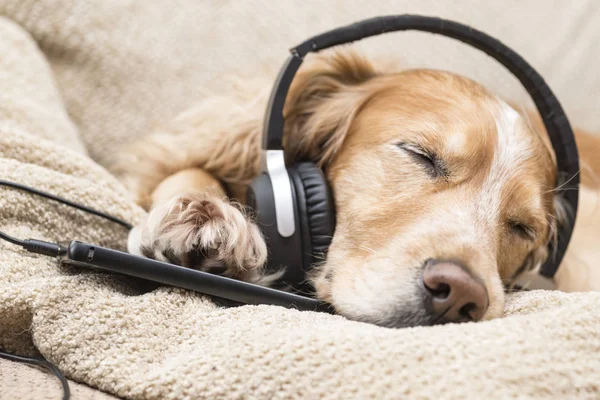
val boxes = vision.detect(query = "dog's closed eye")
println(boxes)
[396,143,447,179]
[507,220,537,242]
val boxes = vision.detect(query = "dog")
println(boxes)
[112,49,600,328]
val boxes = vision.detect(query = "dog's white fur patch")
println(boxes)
[483,100,531,214]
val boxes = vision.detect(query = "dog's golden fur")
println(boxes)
[112,49,600,327]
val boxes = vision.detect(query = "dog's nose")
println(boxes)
[422,260,489,323]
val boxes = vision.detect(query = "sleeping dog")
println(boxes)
[113,49,600,328]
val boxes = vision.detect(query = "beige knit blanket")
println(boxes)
[1,2,600,399]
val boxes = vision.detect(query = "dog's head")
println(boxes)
[283,50,567,327]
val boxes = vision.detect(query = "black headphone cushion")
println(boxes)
[292,162,336,260]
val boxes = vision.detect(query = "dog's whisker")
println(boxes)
[552,169,581,193]
[357,245,377,255]
[546,187,580,193]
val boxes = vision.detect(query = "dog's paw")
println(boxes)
[128,193,272,283]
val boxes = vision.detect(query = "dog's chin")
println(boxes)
[345,304,436,329]
[326,286,442,329]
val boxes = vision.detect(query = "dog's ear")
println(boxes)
[510,191,572,288]
[548,191,572,258]
[282,49,377,166]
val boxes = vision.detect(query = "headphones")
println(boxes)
[246,15,580,291]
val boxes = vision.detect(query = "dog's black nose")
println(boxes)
[422,260,489,323]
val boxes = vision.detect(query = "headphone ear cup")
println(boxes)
[246,172,305,289]
[288,162,336,267]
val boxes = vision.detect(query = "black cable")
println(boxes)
[1,225,67,257]
[0,179,133,256]
[0,349,70,400]
[0,180,135,400]
[0,179,133,230]
[0,230,24,246]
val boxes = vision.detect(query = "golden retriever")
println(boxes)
[112,49,600,328]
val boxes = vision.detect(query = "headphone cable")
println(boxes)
[0,349,70,400]
[1,179,135,400]
[0,178,134,257]
[0,180,133,230]
[0,230,24,246]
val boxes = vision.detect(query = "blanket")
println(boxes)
[1,1,599,399]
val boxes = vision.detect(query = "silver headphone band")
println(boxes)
[264,150,296,237]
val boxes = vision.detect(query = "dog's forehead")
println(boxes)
[436,96,541,177]
[480,99,548,210]
[489,100,533,175]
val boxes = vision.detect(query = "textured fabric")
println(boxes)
[0,358,119,400]
[1,2,600,400]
